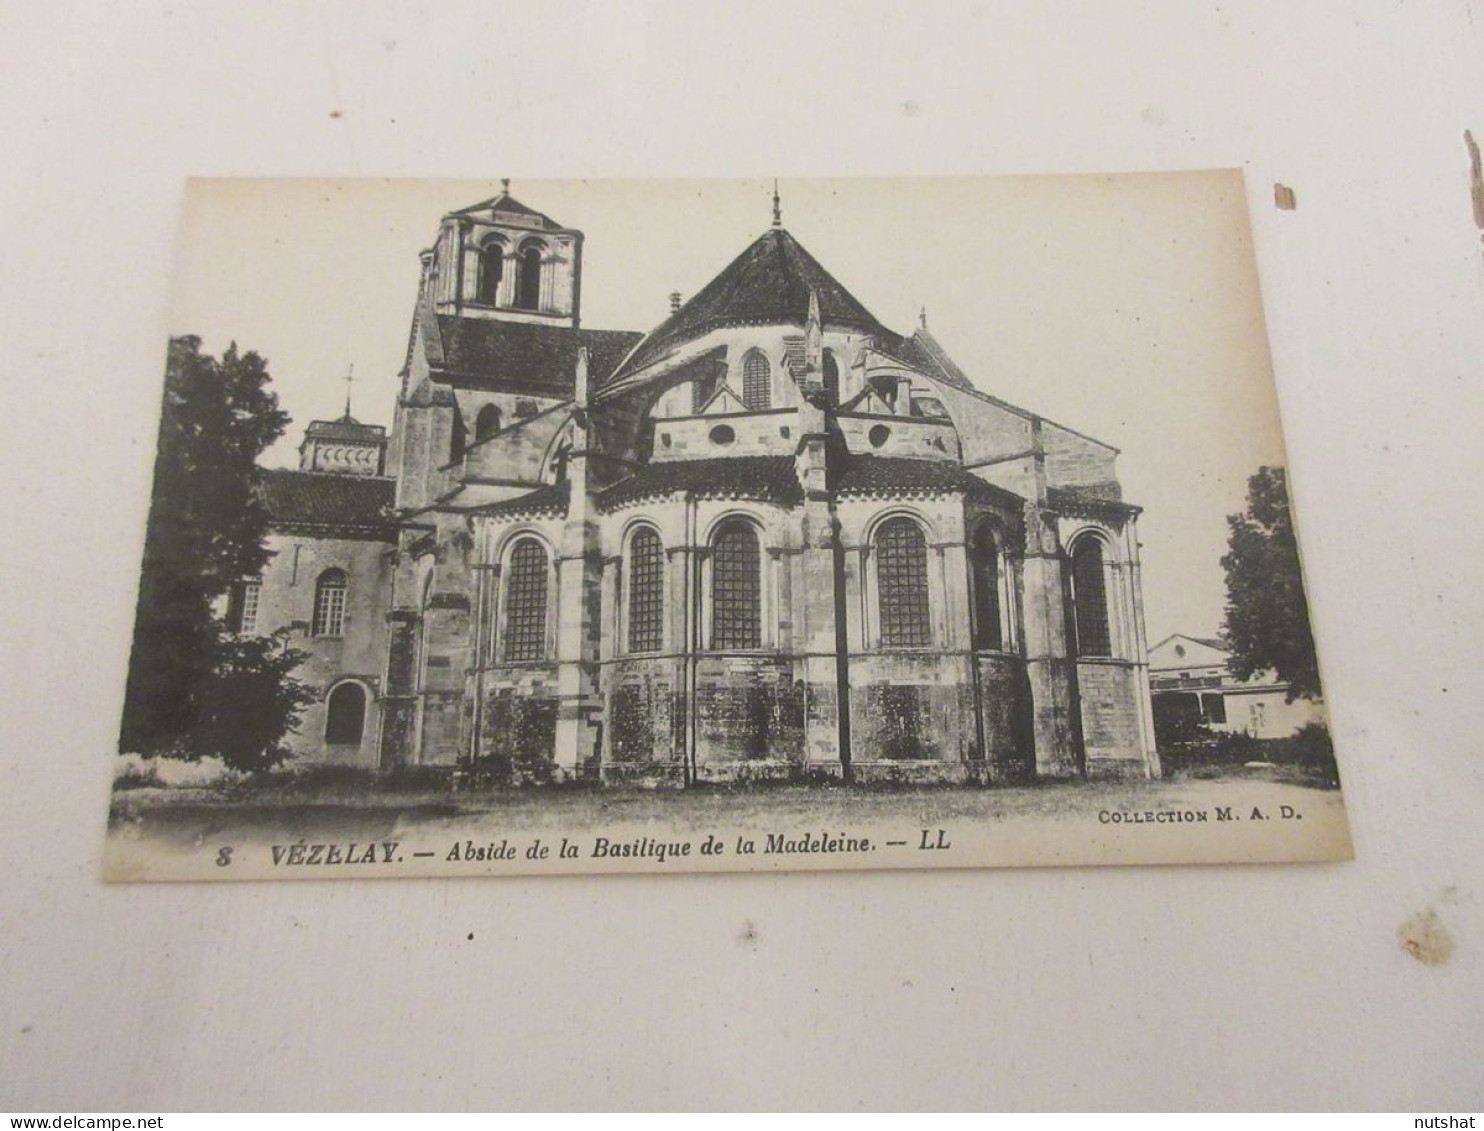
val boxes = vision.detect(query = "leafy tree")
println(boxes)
[1220,466,1322,701]
[120,336,303,767]
[188,632,316,773]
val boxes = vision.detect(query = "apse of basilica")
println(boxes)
[233,184,1160,784]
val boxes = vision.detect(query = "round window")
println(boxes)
[868,424,891,449]
[710,424,735,446]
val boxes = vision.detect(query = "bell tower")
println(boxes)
[427,180,584,328]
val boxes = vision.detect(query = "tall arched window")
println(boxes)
[741,349,771,410]
[312,569,348,637]
[502,538,549,662]
[1070,537,1112,657]
[876,517,931,647]
[711,521,761,649]
[627,527,664,653]
[476,242,504,304]
[325,682,366,745]
[822,350,840,407]
[474,404,502,443]
[970,524,1003,651]
[516,240,543,310]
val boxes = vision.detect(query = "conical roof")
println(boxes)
[609,227,890,382]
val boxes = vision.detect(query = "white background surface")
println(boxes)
[2,0,1481,1111]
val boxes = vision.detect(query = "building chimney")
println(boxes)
[669,290,682,314]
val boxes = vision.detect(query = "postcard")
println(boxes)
[103,173,1351,880]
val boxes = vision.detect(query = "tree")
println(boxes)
[120,336,303,766]
[1220,466,1322,701]
[189,631,316,773]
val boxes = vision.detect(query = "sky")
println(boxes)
[167,173,1289,647]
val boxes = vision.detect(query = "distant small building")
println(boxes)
[1148,633,1322,739]
[222,411,397,767]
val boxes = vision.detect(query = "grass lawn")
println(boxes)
[109,762,1341,850]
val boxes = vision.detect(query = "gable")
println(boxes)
[1149,634,1231,670]
[700,385,749,415]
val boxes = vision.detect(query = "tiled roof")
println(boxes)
[259,469,397,537]
[467,481,571,519]
[837,455,1020,504]
[610,228,891,382]
[599,454,1025,510]
[872,330,979,395]
[303,414,386,441]
[1047,484,1134,511]
[447,191,567,231]
[600,456,804,510]
[433,317,643,391]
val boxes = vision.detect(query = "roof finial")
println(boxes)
[500,178,511,194]
[772,178,782,228]
[919,305,928,330]
[342,362,356,419]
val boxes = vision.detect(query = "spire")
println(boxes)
[574,346,590,408]
[772,179,782,228]
[341,363,356,420]
[804,289,823,377]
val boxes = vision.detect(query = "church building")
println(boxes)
[247,184,1160,783]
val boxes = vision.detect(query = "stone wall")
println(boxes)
[847,653,980,783]
[255,532,392,768]
[602,657,684,783]
[692,654,804,777]
[1076,659,1145,777]
[478,665,561,777]
[459,402,573,483]
[976,652,1035,780]
[1041,420,1119,493]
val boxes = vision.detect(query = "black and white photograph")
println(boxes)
[8,0,1484,1115]
[103,173,1350,879]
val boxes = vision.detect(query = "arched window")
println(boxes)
[876,517,931,647]
[822,350,840,407]
[312,569,348,637]
[1070,537,1112,657]
[627,527,664,653]
[474,404,502,443]
[970,524,1003,651]
[324,682,366,745]
[475,242,504,305]
[741,349,771,410]
[711,520,761,649]
[516,241,543,311]
[502,538,549,662]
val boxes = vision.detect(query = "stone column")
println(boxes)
[794,402,848,778]
[552,351,603,778]
[1019,442,1083,779]
[1124,516,1161,778]
[464,559,500,762]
